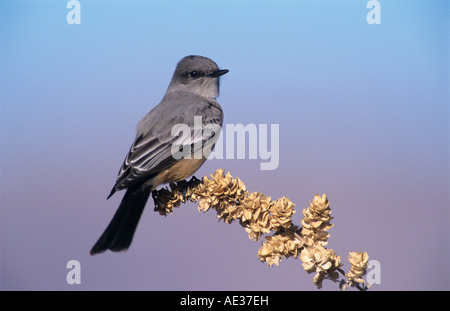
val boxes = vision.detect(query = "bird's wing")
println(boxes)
[109,96,223,196]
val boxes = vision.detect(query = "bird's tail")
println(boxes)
[90,184,151,255]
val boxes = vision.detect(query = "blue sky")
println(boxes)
[1,0,449,290]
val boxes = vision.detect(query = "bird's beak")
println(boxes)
[208,69,229,77]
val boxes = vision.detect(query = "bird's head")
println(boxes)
[168,55,229,99]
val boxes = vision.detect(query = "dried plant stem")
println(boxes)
[152,169,371,291]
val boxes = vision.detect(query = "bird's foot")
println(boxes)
[176,180,189,199]
[177,176,202,200]
[188,175,201,187]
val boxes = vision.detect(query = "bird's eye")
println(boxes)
[189,71,198,78]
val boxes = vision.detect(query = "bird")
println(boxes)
[90,55,228,255]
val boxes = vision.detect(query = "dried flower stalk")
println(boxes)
[151,168,372,291]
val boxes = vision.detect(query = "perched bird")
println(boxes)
[90,55,228,255]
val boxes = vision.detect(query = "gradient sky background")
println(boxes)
[1,0,449,290]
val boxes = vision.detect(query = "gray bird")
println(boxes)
[90,55,228,255]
